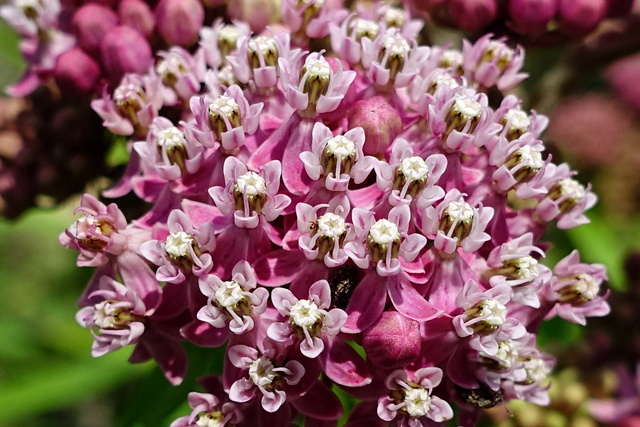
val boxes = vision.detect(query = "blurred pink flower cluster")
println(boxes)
[23,0,615,425]
[404,0,634,40]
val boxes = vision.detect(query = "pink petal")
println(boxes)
[387,274,442,322]
[342,274,386,334]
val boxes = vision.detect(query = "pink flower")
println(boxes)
[534,163,598,229]
[300,122,376,192]
[189,85,263,150]
[268,280,347,358]
[374,137,447,208]
[133,117,206,182]
[452,279,526,355]
[76,272,161,358]
[59,194,128,267]
[228,31,297,89]
[421,189,494,254]
[281,0,348,40]
[170,391,242,427]
[155,47,206,104]
[462,34,528,92]
[0,0,60,37]
[377,367,454,425]
[279,51,356,116]
[91,73,164,136]
[139,208,216,283]
[546,250,610,325]
[226,343,305,412]
[346,204,426,276]
[296,195,354,267]
[360,28,429,88]
[209,157,290,229]
[485,232,552,307]
[197,260,269,335]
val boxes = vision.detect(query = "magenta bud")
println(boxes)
[362,311,421,369]
[508,0,558,35]
[54,48,101,97]
[118,0,155,39]
[100,26,153,82]
[448,0,498,32]
[72,4,118,55]
[558,0,607,35]
[347,96,402,156]
[155,0,205,47]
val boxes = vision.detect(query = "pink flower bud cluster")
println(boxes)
[404,0,633,40]
[59,1,610,426]
[0,0,208,97]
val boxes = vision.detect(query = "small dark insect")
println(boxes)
[328,264,359,310]
[455,383,504,409]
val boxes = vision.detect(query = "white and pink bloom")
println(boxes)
[91,73,164,137]
[133,117,206,182]
[300,122,376,193]
[189,85,263,150]
[546,250,610,325]
[421,189,494,254]
[378,367,454,425]
[268,280,347,358]
[170,391,242,427]
[59,194,128,267]
[140,209,216,283]
[462,34,528,92]
[197,260,269,335]
[226,343,305,412]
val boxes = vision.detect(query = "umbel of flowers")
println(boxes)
[56,1,609,426]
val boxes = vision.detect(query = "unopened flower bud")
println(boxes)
[508,0,558,35]
[448,0,498,32]
[155,0,204,47]
[54,48,101,97]
[118,0,155,39]
[362,311,421,368]
[347,96,402,156]
[558,0,607,36]
[72,4,118,54]
[100,26,153,82]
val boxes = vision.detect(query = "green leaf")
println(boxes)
[116,344,225,427]
[0,21,24,91]
[0,350,150,424]
[565,211,627,291]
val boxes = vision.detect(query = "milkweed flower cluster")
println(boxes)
[53,0,611,425]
